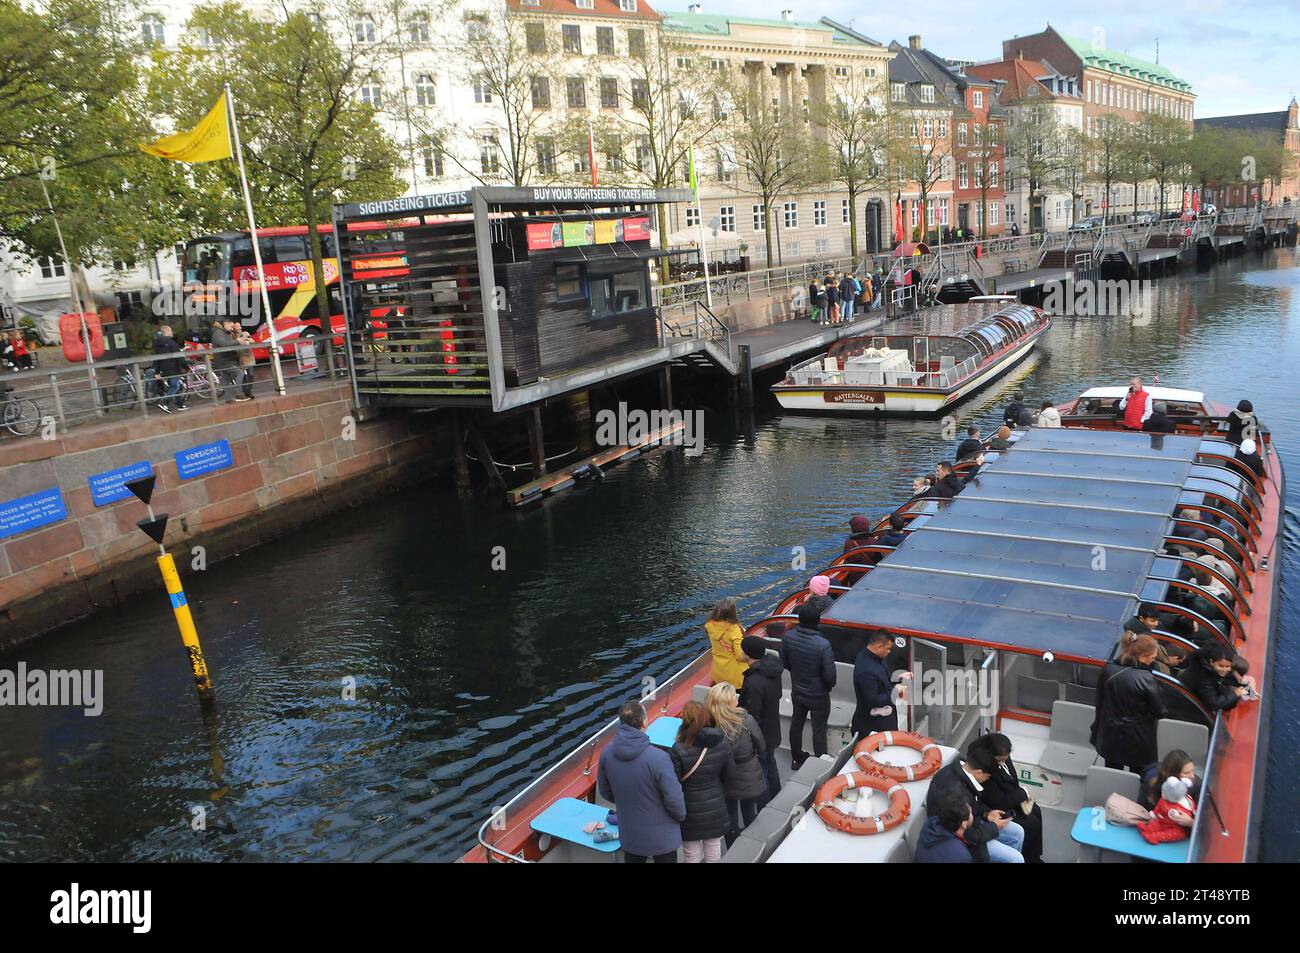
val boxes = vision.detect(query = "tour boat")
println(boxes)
[461,398,1281,864]
[770,300,1051,416]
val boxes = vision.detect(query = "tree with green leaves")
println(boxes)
[822,72,890,257]
[150,2,406,358]
[0,0,187,294]
[1137,113,1191,214]
[1086,114,1132,223]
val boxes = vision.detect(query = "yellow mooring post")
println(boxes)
[156,552,214,702]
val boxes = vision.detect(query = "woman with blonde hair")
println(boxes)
[706,682,768,838]
[1090,632,1168,773]
[706,599,748,690]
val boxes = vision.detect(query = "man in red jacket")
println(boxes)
[1119,376,1152,430]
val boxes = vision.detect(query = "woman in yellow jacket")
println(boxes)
[706,599,748,689]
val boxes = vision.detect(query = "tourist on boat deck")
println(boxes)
[925,744,1025,863]
[805,574,835,617]
[705,599,748,691]
[873,512,907,547]
[670,701,735,863]
[956,425,983,461]
[1003,391,1027,427]
[1118,376,1153,430]
[706,683,767,839]
[1139,749,1201,812]
[931,461,966,499]
[596,701,687,864]
[1138,775,1196,844]
[1091,633,1168,773]
[1180,643,1250,712]
[1143,401,1176,434]
[1225,399,1257,446]
[1235,438,1265,480]
[907,475,935,503]
[739,636,784,805]
[913,797,978,863]
[845,514,875,552]
[778,602,837,769]
[850,630,899,736]
[969,733,1044,863]
[1036,399,1062,427]
[988,425,1014,450]
[1200,539,1237,586]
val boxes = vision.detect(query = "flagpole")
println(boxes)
[225,83,286,397]
[690,145,713,309]
[38,174,100,414]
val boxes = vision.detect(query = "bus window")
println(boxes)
[230,236,278,269]
[272,236,309,263]
[184,239,230,283]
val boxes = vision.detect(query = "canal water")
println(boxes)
[1,248,1297,862]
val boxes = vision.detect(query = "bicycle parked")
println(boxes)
[2,385,40,436]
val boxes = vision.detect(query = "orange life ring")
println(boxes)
[813,770,910,835]
[853,730,943,782]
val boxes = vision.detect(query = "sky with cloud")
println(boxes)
[659,1,1300,117]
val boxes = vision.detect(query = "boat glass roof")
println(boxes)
[823,428,1207,660]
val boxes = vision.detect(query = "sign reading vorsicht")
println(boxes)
[175,440,233,480]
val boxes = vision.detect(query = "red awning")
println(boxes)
[892,241,931,257]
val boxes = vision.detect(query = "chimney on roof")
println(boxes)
[781,9,794,21]
[688,3,701,12]
[908,34,922,49]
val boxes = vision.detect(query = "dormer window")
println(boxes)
[919,84,934,103]
[891,83,906,102]
[619,0,638,10]
[576,0,595,8]
[973,90,984,108]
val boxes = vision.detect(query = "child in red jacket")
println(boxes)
[1138,776,1196,844]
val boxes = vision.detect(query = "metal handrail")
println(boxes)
[1186,711,1230,861]
[654,256,857,313]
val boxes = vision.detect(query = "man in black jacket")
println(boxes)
[1143,401,1176,434]
[778,602,836,770]
[152,324,187,413]
[851,631,898,736]
[872,512,907,547]
[925,745,1025,863]
[1003,391,1026,427]
[740,634,784,805]
[956,426,983,461]
[931,461,966,499]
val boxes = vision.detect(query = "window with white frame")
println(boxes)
[973,90,983,108]
[536,138,557,175]
[813,200,826,226]
[423,147,444,178]
[414,74,436,107]
[719,206,735,231]
[686,206,699,227]
[359,82,382,107]
[909,203,918,227]
[783,202,798,228]
[353,13,376,43]
[526,22,546,53]
[815,236,830,254]
[141,13,165,44]
[973,123,982,146]
[891,83,906,102]
[619,0,638,10]
[990,162,998,187]
[788,241,800,257]
[923,118,933,139]
[563,24,582,53]
[408,15,431,44]
[937,118,948,138]
[753,204,765,231]
[474,78,492,104]
[531,76,550,109]
[596,26,614,55]
[842,198,849,223]
[576,0,594,8]
[835,66,849,78]
[38,256,66,278]
[938,199,949,224]
[480,137,501,174]
[958,162,968,189]
[920,85,935,103]
[958,123,967,146]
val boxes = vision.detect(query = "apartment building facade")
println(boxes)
[1002,26,1194,218]
[967,56,1085,233]
[659,7,894,265]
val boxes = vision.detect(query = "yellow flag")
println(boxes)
[139,94,232,163]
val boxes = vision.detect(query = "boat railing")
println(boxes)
[473,652,710,862]
[1186,712,1231,861]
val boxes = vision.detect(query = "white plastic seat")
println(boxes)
[1157,718,1209,766]
[1038,700,1100,776]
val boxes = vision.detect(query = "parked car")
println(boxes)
[1134,211,1160,225]
[1070,215,1105,231]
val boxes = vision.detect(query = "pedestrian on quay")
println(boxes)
[597,700,687,863]
[152,323,188,413]
[739,635,783,806]
[839,272,857,322]
[705,599,748,691]
[808,278,826,322]
[234,321,257,400]
[824,275,840,324]
[1090,632,1168,773]
[706,683,767,839]
[210,318,251,402]
[670,700,735,863]
[778,601,836,769]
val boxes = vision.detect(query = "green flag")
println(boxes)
[688,145,698,202]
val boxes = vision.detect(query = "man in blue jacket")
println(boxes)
[914,796,979,863]
[851,631,899,736]
[779,602,837,769]
[597,701,687,863]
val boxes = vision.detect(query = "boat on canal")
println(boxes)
[462,390,1281,864]
[770,299,1051,416]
